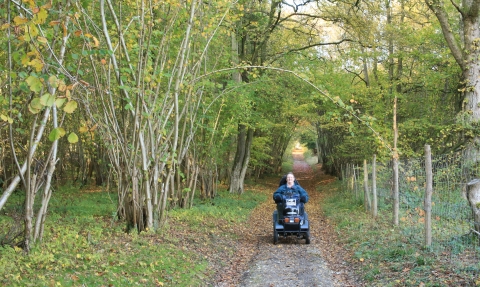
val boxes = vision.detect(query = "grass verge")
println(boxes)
[319,180,480,287]
[0,185,266,287]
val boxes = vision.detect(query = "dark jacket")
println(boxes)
[273,183,309,203]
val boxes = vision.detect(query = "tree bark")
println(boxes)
[229,124,253,194]
[467,179,480,235]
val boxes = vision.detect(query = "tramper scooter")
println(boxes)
[273,191,310,244]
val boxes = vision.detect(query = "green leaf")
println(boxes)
[55,98,66,108]
[63,100,78,113]
[48,75,59,88]
[25,75,43,93]
[28,98,43,114]
[48,127,66,141]
[67,132,79,143]
[1,114,14,124]
[40,93,55,107]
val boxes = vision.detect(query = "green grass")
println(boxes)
[0,185,265,287]
[180,189,266,223]
[320,181,480,287]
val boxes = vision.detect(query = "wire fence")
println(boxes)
[341,148,480,266]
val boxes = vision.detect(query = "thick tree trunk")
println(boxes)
[467,179,480,235]
[229,124,253,194]
[427,0,480,161]
[463,16,480,161]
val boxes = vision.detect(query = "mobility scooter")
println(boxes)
[273,184,310,244]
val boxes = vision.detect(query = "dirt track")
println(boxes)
[213,151,361,286]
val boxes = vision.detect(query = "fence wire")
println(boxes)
[341,150,480,268]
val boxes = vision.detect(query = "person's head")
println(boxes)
[286,172,295,186]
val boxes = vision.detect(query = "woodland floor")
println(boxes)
[211,151,363,286]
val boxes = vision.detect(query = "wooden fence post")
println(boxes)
[393,154,399,226]
[424,145,433,247]
[354,164,358,200]
[364,159,371,211]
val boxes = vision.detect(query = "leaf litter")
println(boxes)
[210,151,362,286]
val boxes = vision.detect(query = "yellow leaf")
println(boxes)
[0,115,7,122]
[25,0,35,7]
[92,36,100,47]
[79,126,89,133]
[1,23,11,30]
[14,16,29,25]
[76,254,81,258]
[29,58,44,72]
[37,36,48,43]
[359,258,364,262]
[34,8,48,25]
[27,23,39,37]
[58,81,67,92]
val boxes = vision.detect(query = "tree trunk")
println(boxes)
[229,124,254,194]
[427,0,480,161]
[467,179,480,235]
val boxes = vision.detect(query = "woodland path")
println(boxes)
[213,151,361,286]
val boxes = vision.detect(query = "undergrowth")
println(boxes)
[0,185,265,287]
[320,181,480,287]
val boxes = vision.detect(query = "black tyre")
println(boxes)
[273,211,279,244]
[305,231,311,244]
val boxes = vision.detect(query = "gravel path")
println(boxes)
[214,151,361,287]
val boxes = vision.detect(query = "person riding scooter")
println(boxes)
[273,172,309,215]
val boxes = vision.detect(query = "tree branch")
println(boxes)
[267,38,354,64]
[426,0,465,71]
[448,0,464,16]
